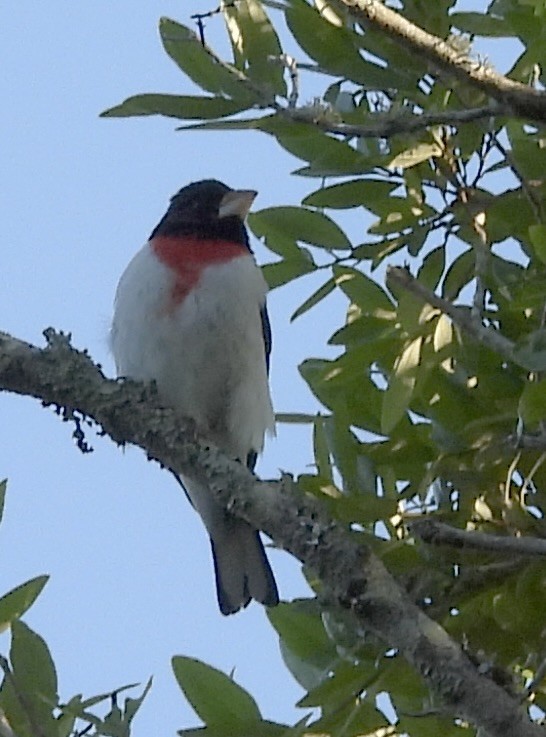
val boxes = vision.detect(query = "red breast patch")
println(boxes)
[151,235,247,308]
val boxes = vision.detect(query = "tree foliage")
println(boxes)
[2,0,546,735]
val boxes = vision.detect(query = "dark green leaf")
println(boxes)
[159,18,256,102]
[0,675,30,737]
[176,721,289,737]
[303,179,398,210]
[10,621,58,736]
[529,224,546,265]
[102,94,251,120]
[518,379,546,427]
[259,116,378,175]
[291,277,336,321]
[333,265,394,314]
[286,0,408,88]
[441,248,474,300]
[299,356,384,433]
[250,206,351,249]
[178,117,265,131]
[450,11,511,36]
[172,656,261,727]
[267,600,335,667]
[313,415,333,480]
[418,246,445,291]
[0,576,49,634]
[261,257,315,289]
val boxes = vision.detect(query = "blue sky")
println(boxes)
[1,3,348,734]
[1,1,513,735]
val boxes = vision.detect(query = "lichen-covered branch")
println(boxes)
[337,0,546,124]
[0,329,541,737]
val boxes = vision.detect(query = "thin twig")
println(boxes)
[387,266,518,364]
[492,135,544,222]
[191,1,238,46]
[269,54,299,107]
[409,518,546,557]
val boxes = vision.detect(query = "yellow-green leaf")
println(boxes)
[381,337,422,433]
[388,142,442,170]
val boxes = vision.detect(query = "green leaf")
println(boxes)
[223,0,286,96]
[303,179,398,210]
[0,576,49,633]
[381,337,423,433]
[102,94,251,120]
[11,621,57,701]
[313,415,333,480]
[291,277,336,321]
[0,676,30,737]
[159,18,256,102]
[326,418,361,491]
[172,656,261,727]
[259,116,377,176]
[368,200,437,238]
[176,722,289,737]
[299,659,376,709]
[250,207,351,249]
[529,224,546,265]
[441,248,474,300]
[123,677,153,726]
[267,600,335,667]
[262,257,315,289]
[519,379,546,426]
[299,356,385,433]
[10,620,58,735]
[178,117,265,131]
[279,640,326,691]
[450,11,511,36]
[418,246,445,291]
[285,0,408,88]
[333,265,394,314]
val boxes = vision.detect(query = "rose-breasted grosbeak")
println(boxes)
[111,179,279,614]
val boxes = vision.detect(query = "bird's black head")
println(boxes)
[151,179,257,249]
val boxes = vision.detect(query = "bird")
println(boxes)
[110,179,279,615]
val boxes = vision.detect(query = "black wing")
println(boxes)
[260,304,272,374]
[246,303,272,471]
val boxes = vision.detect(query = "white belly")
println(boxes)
[111,245,275,460]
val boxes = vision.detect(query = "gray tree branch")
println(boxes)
[409,518,546,557]
[0,328,541,737]
[287,102,504,138]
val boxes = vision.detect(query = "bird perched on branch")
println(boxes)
[111,179,279,614]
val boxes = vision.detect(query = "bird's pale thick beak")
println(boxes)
[218,189,257,220]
